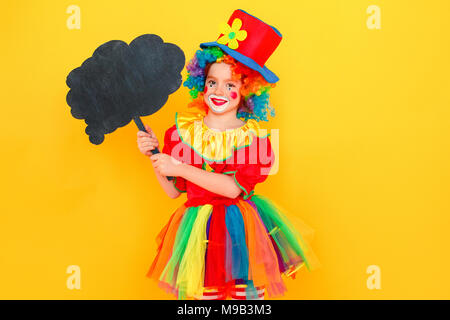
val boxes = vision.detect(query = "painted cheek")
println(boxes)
[230,91,238,99]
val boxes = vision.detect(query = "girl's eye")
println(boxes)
[207,80,216,87]
[226,83,235,91]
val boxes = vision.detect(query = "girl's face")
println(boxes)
[203,62,242,114]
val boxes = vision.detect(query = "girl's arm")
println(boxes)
[153,165,181,199]
[137,125,181,199]
[178,163,241,199]
[150,144,241,198]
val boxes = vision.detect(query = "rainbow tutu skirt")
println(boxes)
[146,195,316,300]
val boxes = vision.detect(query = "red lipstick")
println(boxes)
[211,98,227,106]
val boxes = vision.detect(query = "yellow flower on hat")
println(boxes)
[217,18,247,50]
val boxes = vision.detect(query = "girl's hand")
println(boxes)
[137,124,159,156]
[150,153,184,177]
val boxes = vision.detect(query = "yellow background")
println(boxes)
[1,0,449,299]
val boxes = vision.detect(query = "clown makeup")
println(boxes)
[204,62,242,114]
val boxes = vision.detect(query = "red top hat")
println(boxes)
[200,9,282,83]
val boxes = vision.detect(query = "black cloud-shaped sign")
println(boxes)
[66,34,185,145]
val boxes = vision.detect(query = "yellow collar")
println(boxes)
[175,111,268,162]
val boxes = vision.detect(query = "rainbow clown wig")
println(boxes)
[183,46,276,122]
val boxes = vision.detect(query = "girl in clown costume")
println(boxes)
[138,9,318,300]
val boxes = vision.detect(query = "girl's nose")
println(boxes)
[215,85,224,96]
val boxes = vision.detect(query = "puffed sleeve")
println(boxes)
[162,125,187,193]
[226,136,275,199]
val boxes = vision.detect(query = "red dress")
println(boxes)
[146,111,317,300]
